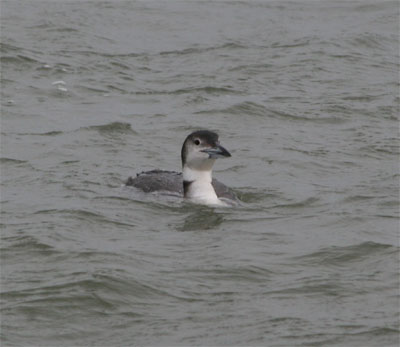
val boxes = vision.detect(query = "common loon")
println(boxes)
[126,130,238,206]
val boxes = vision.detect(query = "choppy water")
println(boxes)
[1,1,399,346]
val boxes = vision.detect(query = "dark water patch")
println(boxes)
[109,60,132,70]
[36,130,63,136]
[329,53,364,63]
[228,101,268,118]
[0,235,59,260]
[377,105,399,121]
[2,291,115,314]
[236,188,280,204]
[158,42,247,56]
[350,33,394,50]
[271,197,320,210]
[1,273,166,303]
[0,54,41,67]
[343,194,383,203]
[373,214,399,220]
[91,273,168,299]
[293,242,396,268]
[228,63,274,74]
[377,199,400,209]
[105,84,128,93]
[52,27,80,33]
[358,141,400,156]
[194,101,267,118]
[268,316,309,332]
[192,265,275,283]
[342,94,386,102]
[357,326,400,336]
[121,187,187,209]
[0,158,29,165]
[32,208,135,228]
[282,146,330,158]
[33,208,100,218]
[0,42,24,53]
[269,280,349,297]
[196,102,348,123]
[347,326,400,343]
[178,210,225,231]
[309,327,400,347]
[91,195,138,203]
[61,50,143,59]
[321,104,353,117]
[84,122,136,135]
[76,85,110,95]
[60,160,80,165]
[271,38,312,49]
[171,85,241,96]
[26,18,80,33]
[1,235,52,249]
[134,85,242,96]
[353,2,394,12]
[11,130,64,137]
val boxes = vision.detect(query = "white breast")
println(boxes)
[183,167,227,206]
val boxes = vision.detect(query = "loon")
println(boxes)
[126,130,238,206]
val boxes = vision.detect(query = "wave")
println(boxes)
[196,101,348,123]
[134,85,242,96]
[84,122,136,135]
[158,42,247,56]
[33,208,135,228]
[292,241,396,267]
[0,158,29,165]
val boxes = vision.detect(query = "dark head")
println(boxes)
[181,130,231,170]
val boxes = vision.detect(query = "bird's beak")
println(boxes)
[201,144,231,159]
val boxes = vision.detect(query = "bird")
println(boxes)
[125,130,238,206]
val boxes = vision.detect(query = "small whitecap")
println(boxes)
[57,86,68,92]
[52,80,66,86]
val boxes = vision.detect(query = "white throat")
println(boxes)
[182,166,225,206]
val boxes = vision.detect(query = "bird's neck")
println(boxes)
[182,165,222,205]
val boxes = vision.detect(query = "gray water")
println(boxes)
[1,1,399,346]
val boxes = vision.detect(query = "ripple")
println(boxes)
[0,235,59,260]
[271,197,320,210]
[2,0,398,346]
[84,122,137,135]
[135,85,242,96]
[0,158,29,165]
[12,130,64,136]
[350,33,393,50]
[196,101,348,123]
[292,241,396,267]
[32,208,135,228]
[0,54,40,66]
[158,42,247,56]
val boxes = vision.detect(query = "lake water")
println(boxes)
[1,1,399,346]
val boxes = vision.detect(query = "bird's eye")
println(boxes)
[194,139,200,146]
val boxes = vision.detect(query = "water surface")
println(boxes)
[1,1,399,346]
